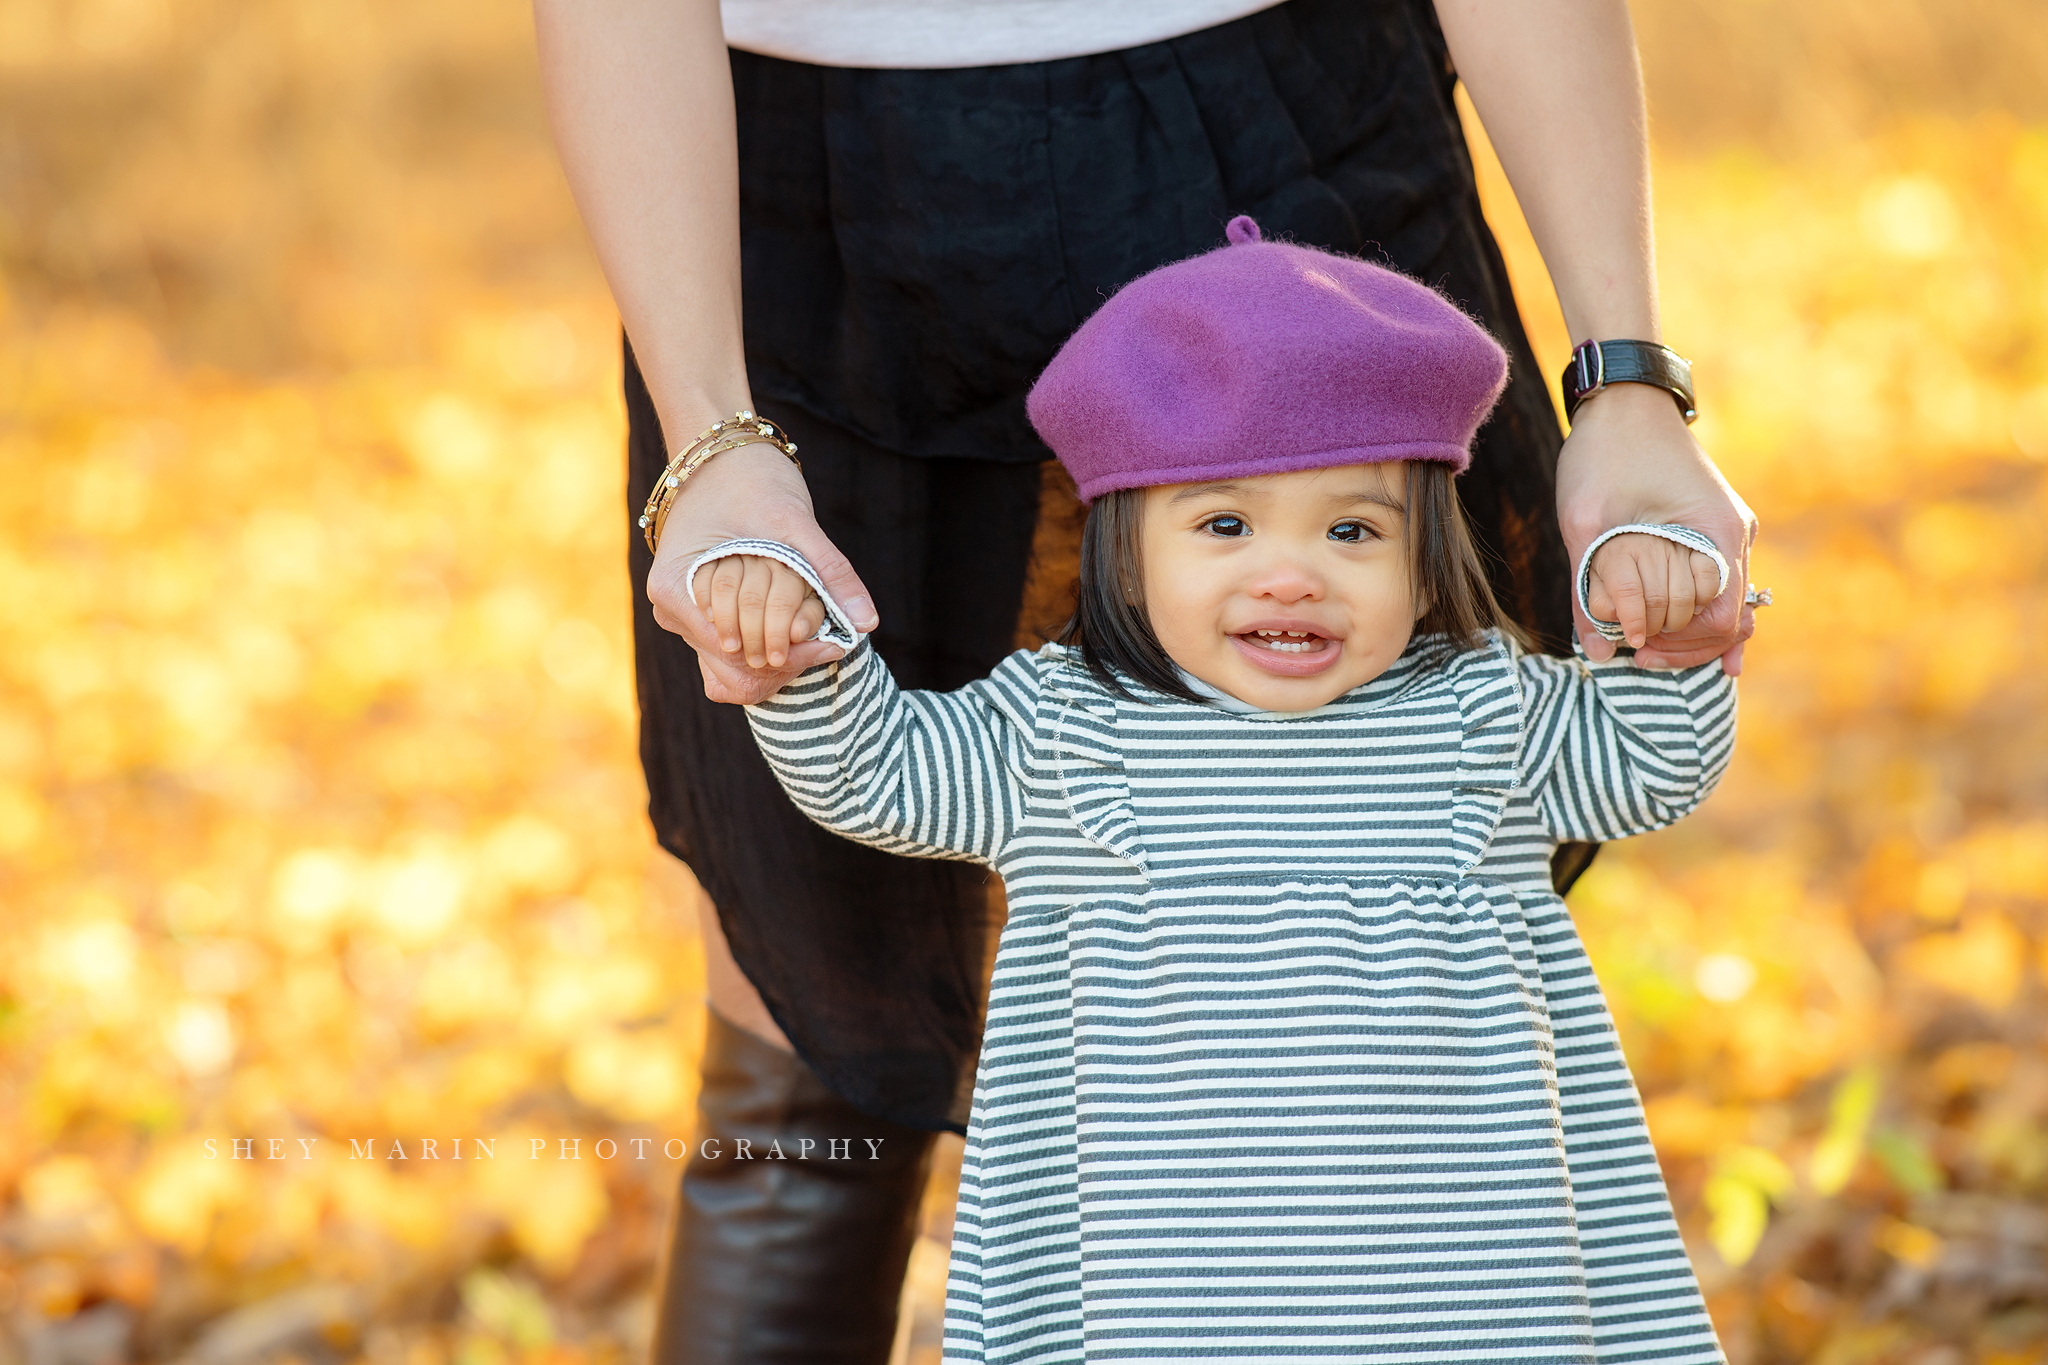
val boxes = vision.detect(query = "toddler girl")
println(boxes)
[691,220,1735,1364]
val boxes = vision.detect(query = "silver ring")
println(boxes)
[1745,585,1773,607]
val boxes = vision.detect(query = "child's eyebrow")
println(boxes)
[1337,487,1407,515]
[1163,480,1405,512]
[1166,481,1245,504]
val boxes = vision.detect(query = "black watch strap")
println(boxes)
[1560,339,1697,425]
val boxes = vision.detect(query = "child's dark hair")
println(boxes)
[1054,461,1530,701]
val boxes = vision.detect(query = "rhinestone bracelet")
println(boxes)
[639,411,800,555]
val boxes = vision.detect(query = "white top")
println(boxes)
[720,0,1288,69]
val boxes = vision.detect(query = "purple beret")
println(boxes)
[1027,217,1509,502]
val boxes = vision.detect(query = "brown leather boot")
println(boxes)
[652,1009,938,1365]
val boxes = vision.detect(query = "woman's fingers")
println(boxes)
[1553,382,1756,665]
[639,441,874,704]
[1588,540,1753,669]
[1637,597,1757,673]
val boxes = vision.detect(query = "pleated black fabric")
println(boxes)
[626,0,1574,1132]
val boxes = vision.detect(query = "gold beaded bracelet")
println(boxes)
[639,411,800,555]
[644,432,779,551]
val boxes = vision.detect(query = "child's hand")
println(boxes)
[692,554,828,670]
[1586,533,1724,650]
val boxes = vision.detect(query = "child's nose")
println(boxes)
[1247,551,1324,603]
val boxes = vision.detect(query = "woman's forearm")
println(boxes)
[1434,0,1757,669]
[1433,0,1658,344]
[533,0,751,441]
[535,0,875,701]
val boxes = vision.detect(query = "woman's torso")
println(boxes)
[730,0,1499,466]
[721,0,1288,69]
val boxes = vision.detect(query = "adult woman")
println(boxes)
[533,0,1756,1358]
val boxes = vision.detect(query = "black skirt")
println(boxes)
[626,0,1572,1132]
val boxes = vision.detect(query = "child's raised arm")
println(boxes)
[1517,645,1738,845]
[692,542,1035,866]
[1518,525,1743,844]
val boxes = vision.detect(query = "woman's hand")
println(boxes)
[1556,382,1758,672]
[645,444,877,704]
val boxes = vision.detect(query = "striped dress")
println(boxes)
[746,629,1737,1365]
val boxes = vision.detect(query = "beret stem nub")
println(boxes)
[1224,215,1262,245]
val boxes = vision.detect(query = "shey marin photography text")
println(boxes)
[204,1136,894,1162]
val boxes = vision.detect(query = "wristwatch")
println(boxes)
[1560,339,1697,425]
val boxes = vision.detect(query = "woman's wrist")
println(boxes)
[1561,339,1695,425]
[642,413,800,554]
[1559,374,1691,439]
[653,385,756,455]
[1557,301,1660,346]
[665,437,809,522]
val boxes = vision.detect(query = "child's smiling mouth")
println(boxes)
[1227,624,1344,678]
[1244,629,1325,654]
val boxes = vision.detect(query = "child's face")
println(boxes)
[1139,463,1419,711]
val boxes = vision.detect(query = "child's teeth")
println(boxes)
[1248,631,1319,653]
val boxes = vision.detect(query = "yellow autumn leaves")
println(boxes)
[2,266,704,1353]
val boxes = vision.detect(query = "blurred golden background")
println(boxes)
[1,2,2045,1364]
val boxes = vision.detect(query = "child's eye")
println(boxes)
[1328,520,1378,543]
[1202,515,1249,538]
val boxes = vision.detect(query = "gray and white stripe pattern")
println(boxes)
[747,629,1737,1364]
